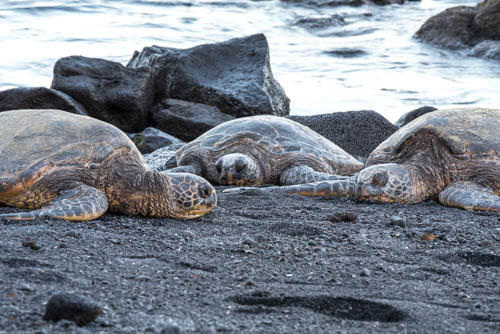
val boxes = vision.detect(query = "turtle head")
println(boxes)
[215,153,262,186]
[356,163,414,203]
[166,173,217,219]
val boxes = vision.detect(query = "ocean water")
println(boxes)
[1,0,499,122]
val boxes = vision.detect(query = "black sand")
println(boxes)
[1,188,499,333]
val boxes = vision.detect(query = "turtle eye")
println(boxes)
[371,171,388,187]
[235,159,246,173]
[199,184,212,198]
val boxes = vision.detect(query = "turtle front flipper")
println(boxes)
[224,179,357,198]
[439,182,500,212]
[280,165,350,186]
[0,184,108,221]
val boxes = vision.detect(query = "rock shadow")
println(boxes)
[440,252,500,268]
[228,295,405,322]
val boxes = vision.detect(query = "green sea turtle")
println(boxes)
[225,108,500,212]
[0,109,217,221]
[170,115,364,186]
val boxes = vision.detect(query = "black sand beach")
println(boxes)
[1,188,499,333]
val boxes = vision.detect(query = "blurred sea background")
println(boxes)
[1,0,499,122]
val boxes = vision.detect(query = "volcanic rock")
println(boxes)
[415,0,500,60]
[51,56,154,132]
[127,34,290,117]
[288,110,398,159]
[151,99,235,142]
[43,293,102,326]
[129,127,183,154]
[0,87,87,115]
[394,106,437,128]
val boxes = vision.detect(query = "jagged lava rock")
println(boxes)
[415,0,500,59]
[415,6,480,50]
[288,110,398,159]
[394,106,437,128]
[51,56,154,132]
[127,34,290,118]
[144,143,184,172]
[0,87,87,115]
[129,127,183,154]
[43,293,102,326]
[152,99,235,142]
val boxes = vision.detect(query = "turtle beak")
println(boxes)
[356,182,369,198]
[219,168,234,185]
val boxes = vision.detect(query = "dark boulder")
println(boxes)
[127,34,290,118]
[129,127,183,154]
[144,143,185,172]
[394,106,437,128]
[415,1,500,60]
[151,98,235,142]
[414,6,479,50]
[473,0,500,41]
[43,293,102,326]
[51,56,154,132]
[288,110,398,159]
[0,87,87,115]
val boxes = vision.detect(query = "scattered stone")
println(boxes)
[281,0,406,7]
[130,127,183,154]
[325,211,358,222]
[289,110,397,159]
[0,87,88,115]
[144,143,184,172]
[250,290,271,297]
[242,238,257,247]
[281,0,365,7]
[63,231,80,238]
[19,283,34,292]
[22,238,40,250]
[51,55,154,132]
[324,48,367,58]
[151,99,234,142]
[292,15,346,30]
[389,216,407,228]
[360,268,372,277]
[127,34,290,117]
[394,106,437,128]
[161,326,181,334]
[43,293,102,326]
[421,233,436,241]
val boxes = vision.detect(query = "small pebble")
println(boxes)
[325,211,358,223]
[64,231,80,238]
[360,268,371,277]
[161,326,181,334]
[389,216,406,228]
[22,239,40,250]
[421,233,436,241]
[43,293,102,326]
[242,238,256,247]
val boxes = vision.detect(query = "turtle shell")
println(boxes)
[0,109,145,197]
[366,108,500,166]
[177,115,363,183]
